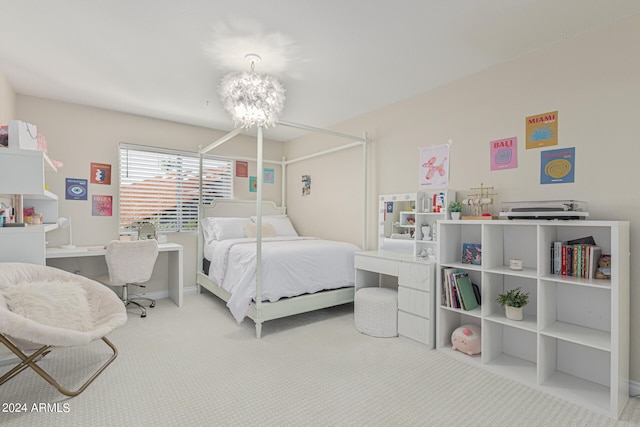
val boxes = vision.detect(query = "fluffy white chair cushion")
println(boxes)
[4,281,92,332]
[0,262,127,348]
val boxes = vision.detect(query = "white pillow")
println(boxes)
[243,222,276,238]
[206,217,251,241]
[201,217,217,243]
[251,215,298,237]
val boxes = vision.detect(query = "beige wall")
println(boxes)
[286,14,640,381]
[15,96,283,291]
[0,69,16,123]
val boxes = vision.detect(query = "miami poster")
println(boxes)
[526,110,558,149]
[541,147,575,184]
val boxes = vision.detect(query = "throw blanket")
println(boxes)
[207,237,358,323]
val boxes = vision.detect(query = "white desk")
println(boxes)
[355,250,436,347]
[46,242,184,307]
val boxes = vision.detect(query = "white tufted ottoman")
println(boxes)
[354,287,398,337]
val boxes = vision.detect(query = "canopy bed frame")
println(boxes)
[197,121,369,338]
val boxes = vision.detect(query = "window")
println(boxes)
[119,144,232,233]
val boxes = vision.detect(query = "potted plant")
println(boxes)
[448,201,464,220]
[496,287,529,321]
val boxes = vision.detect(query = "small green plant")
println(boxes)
[448,201,464,212]
[496,287,529,308]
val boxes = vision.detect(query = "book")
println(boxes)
[471,283,481,305]
[461,243,482,265]
[455,274,478,311]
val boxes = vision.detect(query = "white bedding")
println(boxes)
[206,236,359,323]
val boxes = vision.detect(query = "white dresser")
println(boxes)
[355,250,435,347]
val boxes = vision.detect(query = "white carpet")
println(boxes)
[1,291,639,426]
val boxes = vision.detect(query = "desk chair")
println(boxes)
[98,239,159,318]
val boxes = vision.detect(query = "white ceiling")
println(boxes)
[1,1,639,141]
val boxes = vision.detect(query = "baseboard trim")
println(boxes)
[133,285,198,302]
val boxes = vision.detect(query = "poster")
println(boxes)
[236,161,248,177]
[540,147,575,184]
[264,167,274,184]
[490,137,518,170]
[90,162,111,184]
[65,178,88,200]
[249,176,257,192]
[526,110,558,149]
[92,195,113,216]
[419,144,449,189]
[302,175,311,196]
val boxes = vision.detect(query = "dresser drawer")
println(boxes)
[398,261,433,291]
[398,287,431,318]
[398,311,431,346]
[355,255,399,276]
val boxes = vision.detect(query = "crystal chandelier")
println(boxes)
[218,54,286,129]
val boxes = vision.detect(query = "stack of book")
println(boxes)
[441,268,481,310]
[551,238,601,278]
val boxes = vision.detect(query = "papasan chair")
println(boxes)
[0,262,127,396]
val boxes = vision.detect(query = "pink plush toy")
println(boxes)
[451,324,481,355]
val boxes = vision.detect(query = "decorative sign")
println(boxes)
[419,144,449,189]
[526,110,558,149]
[92,195,113,216]
[236,161,248,178]
[541,147,575,184]
[264,167,274,184]
[90,162,111,184]
[65,178,88,200]
[490,137,518,170]
[249,176,257,192]
[302,175,311,196]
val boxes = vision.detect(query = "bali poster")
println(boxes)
[490,137,518,171]
[419,144,449,189]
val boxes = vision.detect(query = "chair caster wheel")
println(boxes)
[141,313,146,318]
[150,302,156,308]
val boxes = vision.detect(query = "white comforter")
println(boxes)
[207,236,358,323]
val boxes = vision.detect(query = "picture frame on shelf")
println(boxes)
[461,243,482,265]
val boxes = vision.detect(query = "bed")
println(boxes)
[196,123,369,338]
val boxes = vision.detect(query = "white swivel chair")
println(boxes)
[98,239,159,318]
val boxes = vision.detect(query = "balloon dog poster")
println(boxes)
[419,144,450,189]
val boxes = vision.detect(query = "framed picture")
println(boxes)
[462,243,482,265]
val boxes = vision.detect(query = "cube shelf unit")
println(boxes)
[436,219,630,419]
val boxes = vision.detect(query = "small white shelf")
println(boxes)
[0,148,59,265]
[540,321,610,352]
[484,312,538,333]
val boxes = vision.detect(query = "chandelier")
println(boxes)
[218,54,286,129]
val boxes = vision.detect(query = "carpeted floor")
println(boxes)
[1,291,639,426]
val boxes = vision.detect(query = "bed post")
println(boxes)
[255,126,264,338]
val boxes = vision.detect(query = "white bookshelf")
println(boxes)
[436,219,630,419]
[0,149,58,264]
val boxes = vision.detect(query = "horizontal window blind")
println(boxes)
[119,144,232,233]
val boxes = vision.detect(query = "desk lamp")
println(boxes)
[58,217,75,249]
